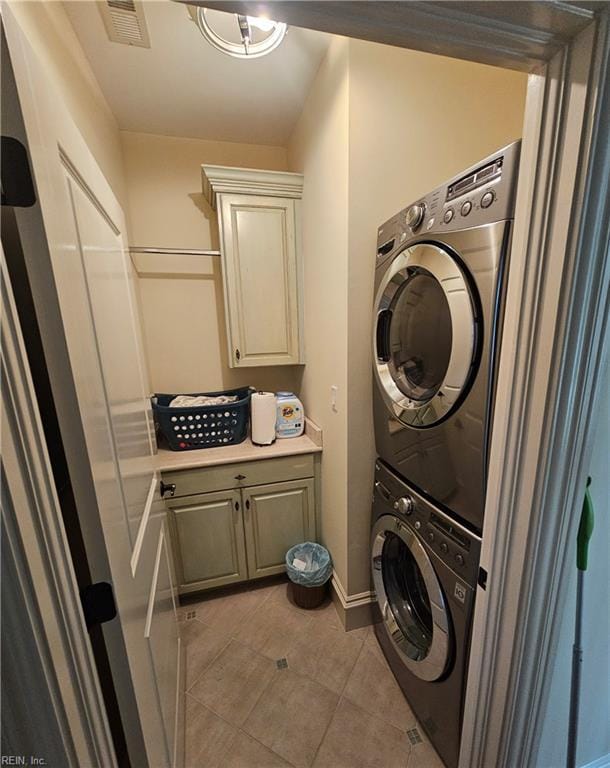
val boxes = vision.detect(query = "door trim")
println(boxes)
[1,251,117,767]
[461,16,610,768]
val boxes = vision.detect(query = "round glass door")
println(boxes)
[382,531,433,660]
[389,273,453,403]
[371,515,450,681]
[373,243,478,427]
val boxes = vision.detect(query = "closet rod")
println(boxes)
[128,247,221,256]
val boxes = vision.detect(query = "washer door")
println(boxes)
[373,243,478,427]
[371,515,451,682]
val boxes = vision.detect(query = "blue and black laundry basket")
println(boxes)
[152,388,252,451]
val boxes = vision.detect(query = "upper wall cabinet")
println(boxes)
[202,165,304,367]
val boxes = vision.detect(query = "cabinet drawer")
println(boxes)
[162,454,314,497]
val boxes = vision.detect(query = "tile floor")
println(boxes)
[180,578,445,768]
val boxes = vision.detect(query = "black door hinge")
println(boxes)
[81,582,117,629]
[478,567,488,591]
[1,136,36,207]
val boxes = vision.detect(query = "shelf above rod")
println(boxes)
[128,247,221,257]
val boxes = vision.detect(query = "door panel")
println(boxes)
[170,490,248,589]
[145,524,181,768]
[4,10,182,766]
[66,173,154,544]
[243,479,315,578]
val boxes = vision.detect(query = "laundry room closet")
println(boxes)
[3,2,544,767]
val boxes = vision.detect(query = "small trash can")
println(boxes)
[285,542,332,609]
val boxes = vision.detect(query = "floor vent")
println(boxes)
[99,0,151,48]
[276,658,288,670]
[406,728,423,745]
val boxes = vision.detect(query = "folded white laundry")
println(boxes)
[169,394,238,408]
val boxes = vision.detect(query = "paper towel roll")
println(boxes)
[251,392,277,446]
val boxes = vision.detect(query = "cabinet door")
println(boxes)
[168,490,248,591]
[243,479,315,579]
[218,193,302,367]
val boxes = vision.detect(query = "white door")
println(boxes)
[5,9,183,768]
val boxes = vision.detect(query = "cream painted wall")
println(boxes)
[121,131,303,394]
[7,0,126,205]
[287,37,350,588]
[289,37,527,600]
[345,41,528,595]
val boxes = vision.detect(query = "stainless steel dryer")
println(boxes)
[373,141,521,532]
[371,460,481,768]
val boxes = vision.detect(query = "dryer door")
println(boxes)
[371,515,451,682]
[373,243,478,427]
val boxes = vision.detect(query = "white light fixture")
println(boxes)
[196,7,287,59]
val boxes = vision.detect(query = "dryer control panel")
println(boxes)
[376,139,521,263]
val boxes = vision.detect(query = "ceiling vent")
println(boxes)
[99,0,151,48]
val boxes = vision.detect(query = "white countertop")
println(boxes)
[156,420,322,473]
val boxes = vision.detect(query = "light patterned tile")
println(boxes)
[189,640,275,726]
[244,668,339,768]
[181,620,231,689]
[234,597,313,660]
[407,740,445,768]
[287,619,364,694]
[185,694,238,768]
[343,636,417,732]
[224,731,293,768]
[313,697,412,768]
[188,587,272,636]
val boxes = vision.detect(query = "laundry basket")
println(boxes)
[152,388,252,451]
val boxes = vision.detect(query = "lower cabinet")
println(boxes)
[170,489,248,591]
[243,479,315,579]
[166,474,316,594]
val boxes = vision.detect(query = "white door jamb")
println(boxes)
[461,12,610,768]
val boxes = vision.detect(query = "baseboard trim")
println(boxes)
[330,571,375,632]
[582,753,610,768]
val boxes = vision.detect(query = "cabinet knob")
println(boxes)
[160,481,176,499]
[235,348,241,361]
[245,499,250,510]
[235,474,246,482]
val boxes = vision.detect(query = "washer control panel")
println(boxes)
[373,461,481,586]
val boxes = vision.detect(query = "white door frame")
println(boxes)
[1,251,117,767]
[2,2,608,766]
[461,15,610,768]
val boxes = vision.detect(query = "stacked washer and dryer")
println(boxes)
[370,141,521,768]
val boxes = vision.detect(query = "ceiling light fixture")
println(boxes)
[196,7,287,59]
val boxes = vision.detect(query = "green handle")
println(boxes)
[576,477,594,571]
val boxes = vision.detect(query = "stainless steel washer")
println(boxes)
[372,141,521,531]
[371,460,481,768]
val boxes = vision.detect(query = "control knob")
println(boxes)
[406,203,425,230]
[394,496,414,516]
[481,190,495,209]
